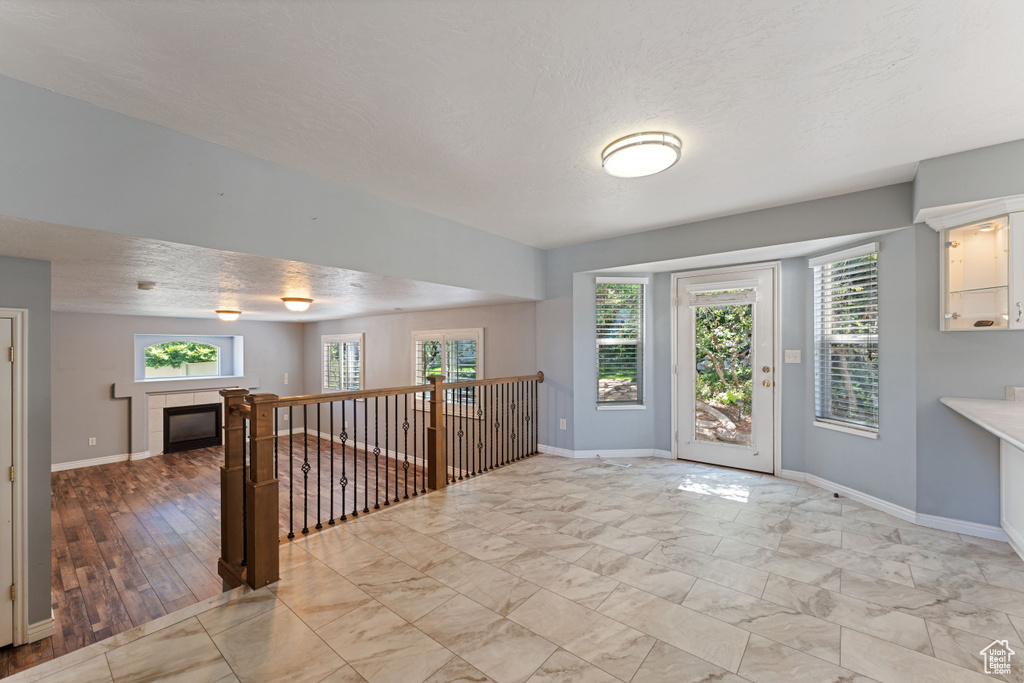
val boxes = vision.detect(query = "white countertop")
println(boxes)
[940,397,1024,452]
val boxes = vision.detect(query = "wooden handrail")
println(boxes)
[247,372,544,408]
[442,371,544,390]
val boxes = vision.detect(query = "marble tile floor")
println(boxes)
[12,455,1024,682]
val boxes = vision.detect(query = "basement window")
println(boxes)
[135,334,243,381]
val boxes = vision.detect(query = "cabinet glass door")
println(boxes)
[944,216,1009,330]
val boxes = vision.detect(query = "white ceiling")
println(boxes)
[0,217,522,321]
[1,1,1022,250]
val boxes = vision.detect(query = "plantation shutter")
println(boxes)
[596,278,645,404]
[412,329,483,403]
[810,243,879,432]
[323,335,363,391]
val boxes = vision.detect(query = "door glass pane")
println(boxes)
[694,303,753,446]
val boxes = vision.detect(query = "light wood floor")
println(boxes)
[0,435,425,678]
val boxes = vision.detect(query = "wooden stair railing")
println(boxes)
[217,372,544,590]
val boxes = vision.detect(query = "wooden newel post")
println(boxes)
[427,375,447,491]
[244,393,281,589]
[218,388,248,588]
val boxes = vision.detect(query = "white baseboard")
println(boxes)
[778,469,807,483]
[51,453,132,472]
[130,451,152,461]
[800,472,1009,542]
[916,512,1009,542]
[277,427,307,436]
[539,444,673,460]
[26,616,54,643]
[802,473,918,525]
[538,444,575,458]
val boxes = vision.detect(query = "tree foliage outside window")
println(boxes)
[694,304,753,414]
[597,282,643,404]
[144,341,219,369]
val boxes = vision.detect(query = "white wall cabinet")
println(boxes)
[932,209,1024,331]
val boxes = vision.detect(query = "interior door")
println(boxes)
[0,318,12,646]
[676,267,775,473]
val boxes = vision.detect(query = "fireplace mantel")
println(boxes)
[112,375,261,457]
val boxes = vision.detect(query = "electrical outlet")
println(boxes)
[784,350,802,364]
[282,413,289,421]
[559,418,567,430]
[284,372,289,385]
[88,437,96,446]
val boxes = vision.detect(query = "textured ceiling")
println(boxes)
[0,217,521,321]
[1,1,1023,249]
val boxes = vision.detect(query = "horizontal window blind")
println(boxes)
[323,338,361,391]
[596,282,644,404]
[813,249,879,431]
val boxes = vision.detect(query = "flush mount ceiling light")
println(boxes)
[978,221,996,232]
[282,297,313,312]
[216,310,241,321]
[601,132,682,178]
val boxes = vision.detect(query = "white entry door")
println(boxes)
[675,266,776,473]
[0,318,12,646]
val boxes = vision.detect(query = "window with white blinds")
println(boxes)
[322,333,363,391]
[810,243,879,433]
[412,328,483,403]
[596,278,645,405]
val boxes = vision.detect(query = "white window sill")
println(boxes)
[137,375,243,383]
[813,420,878,439]
[597,404,646,411]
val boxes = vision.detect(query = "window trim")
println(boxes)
[321,332,364,393]
[809,242,880,435]
[411,328,484,406]
[134,334,243,382]
[596,276,647,407]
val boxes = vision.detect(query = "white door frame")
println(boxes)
[0,309,28,644]
[670,263,782,475]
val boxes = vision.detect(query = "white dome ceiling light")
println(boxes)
[282,297,313,312]
[216,310,241,321]
[601,132,682,178]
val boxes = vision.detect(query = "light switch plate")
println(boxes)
[784,350,801,364]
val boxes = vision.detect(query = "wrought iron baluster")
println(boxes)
[274,409,278,478]
[412,392,418,496]
[393,394,400,503]
[329,401,335,524]
[352,400,359,517]
[477,387,484,473]
[421,390,427,494]
[457,383,464,480]
[510,382,518,461]
[373,396,381,510]
[403,395,410,499]
[380,395,387,501]
[363,397,370,513]
[316,404,322,530]
[340,400,349,521]
[288,406,294,539]
[302,405,310,534]
[533,379,539,455]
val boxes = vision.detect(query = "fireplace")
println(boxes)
[163,403,223,453]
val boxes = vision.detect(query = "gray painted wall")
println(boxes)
[914,227,1024,526]
[302,302,537,392]
[915,139,1024,218]
[52,313,306,465]
[790,228,919,511]
[0,255,51,625]
[0,75,543,300]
